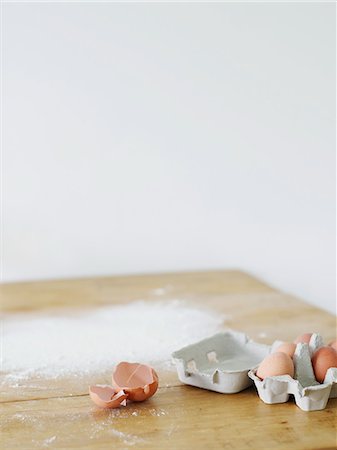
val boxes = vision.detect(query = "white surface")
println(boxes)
[2,300,225,379]
[2,3,336,313]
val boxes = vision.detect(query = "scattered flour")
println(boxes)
[149,408,166,416]
[89,412,146,445]
[107,429,144,446]
[1,300,225,379]
[42,436,56,447]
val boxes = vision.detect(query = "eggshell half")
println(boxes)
[112,362,159,402]
[256,352,294,380]
[89,385,128,408]
[311,346,337,383]
[274,342,296,358]
[294,333,312,344]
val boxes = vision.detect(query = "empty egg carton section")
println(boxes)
[172,331,270,393]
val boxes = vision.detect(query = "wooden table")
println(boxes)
[1,270,336,449]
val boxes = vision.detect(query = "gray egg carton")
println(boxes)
[248,333,337,411]
[172,330,270,394]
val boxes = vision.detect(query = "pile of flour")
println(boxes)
[1,300,225,379]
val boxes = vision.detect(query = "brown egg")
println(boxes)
[294,333,312,344]
[256,352,294,380]
[311,346,337,383]
[89,385,128,408]
[274,342,296,358]
[112,362,159,402]
[328,340,337,351]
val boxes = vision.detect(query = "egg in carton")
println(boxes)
[172,330,270,394]
[248,333,337,411]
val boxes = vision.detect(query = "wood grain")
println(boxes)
[1,270,336,449]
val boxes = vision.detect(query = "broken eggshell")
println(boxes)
[89,385,128,408]
[112,362,159,402]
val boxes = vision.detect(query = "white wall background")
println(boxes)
[2,3,336,313]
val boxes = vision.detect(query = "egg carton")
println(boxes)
[172,331,270,394]
[248,333,337,411]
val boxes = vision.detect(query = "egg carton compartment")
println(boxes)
[248,333,337,411]
[172,331,270,394]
